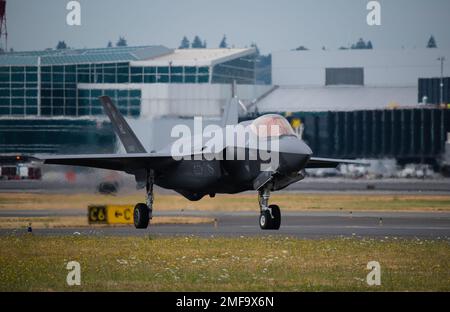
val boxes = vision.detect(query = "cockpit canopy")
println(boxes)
[250,114,296,138]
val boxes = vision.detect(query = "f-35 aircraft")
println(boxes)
[39,96,362,230]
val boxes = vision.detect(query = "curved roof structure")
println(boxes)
[0,45,173,66]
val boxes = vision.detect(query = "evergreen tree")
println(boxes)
[294,45,308,51]
[202,40,207,48]
[191,36,203,48]
[219,35,228,48]
[427,35,437,48]
[366,40,373,49]
[179,36,190,49]
[56,41,67,50]
[107,41,113,48]
[116,37,128,47]
[351,38,367,49]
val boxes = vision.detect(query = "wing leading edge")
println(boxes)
[306,157,368,169]
[40,153,175,173]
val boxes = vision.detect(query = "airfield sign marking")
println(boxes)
[88,205,134,224]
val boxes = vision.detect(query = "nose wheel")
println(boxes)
[258,188,281,230]
[259,205,281,230]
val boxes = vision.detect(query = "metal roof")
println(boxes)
[130,48,256,67]
[0,45,173,66]
[255,86,419,112]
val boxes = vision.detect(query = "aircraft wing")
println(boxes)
[39,153,175,173]
[305,157,368,169]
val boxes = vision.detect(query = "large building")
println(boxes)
[257,48,450,112]
[0,46,257,118]
[0,45,264,154]
[251,48,450,165]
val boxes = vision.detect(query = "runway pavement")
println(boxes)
[1,178,450,194]
[1,210,449,239]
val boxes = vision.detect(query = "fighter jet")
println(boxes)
[39,96,362,230]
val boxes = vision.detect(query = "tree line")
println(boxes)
[294,35,440,51]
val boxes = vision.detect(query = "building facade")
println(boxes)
[272,48,450,88]
[245,48,450,165]
[0,46,259,154]
[0,46,256,118]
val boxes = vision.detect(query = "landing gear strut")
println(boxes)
[258,188,281,230]
[134,170,154,229]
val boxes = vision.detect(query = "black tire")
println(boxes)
[269,204,281,230]
[259,210,273,230]
[134,203,150,229]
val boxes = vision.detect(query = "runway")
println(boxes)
[1,178,450,194]
[1,210,450,239]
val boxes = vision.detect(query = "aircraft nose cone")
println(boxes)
[278,136,312,173]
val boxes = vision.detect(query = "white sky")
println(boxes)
[7,0,450,53]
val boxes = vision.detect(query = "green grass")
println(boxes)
[0,236,449,291]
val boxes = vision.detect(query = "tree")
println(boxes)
[294,45,308,51]
[349,38,374,50]
[116,37,127,47]
[56,41,68,50]
[202,40,207,48]
[427,35,437,48]
[191,35,203,48]
[107,41,113,48]
[351,38,367,49]
[179,36,190,49]
[219,35,228,48]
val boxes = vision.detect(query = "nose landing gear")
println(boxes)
[258,188,281,230]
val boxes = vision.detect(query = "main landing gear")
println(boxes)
[134,170,154,229]
[258,188,281,230]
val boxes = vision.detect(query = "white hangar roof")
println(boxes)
[130,48,256,67]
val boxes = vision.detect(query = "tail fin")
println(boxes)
[221,97,239,127]
[99,96,147,153]
[221,81,239,127]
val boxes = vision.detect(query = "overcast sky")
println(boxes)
[7,0,450,53]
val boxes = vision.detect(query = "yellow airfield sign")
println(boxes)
[88,205,134,224]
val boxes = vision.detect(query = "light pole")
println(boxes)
[437,56,446,105]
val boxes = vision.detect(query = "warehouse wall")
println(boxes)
[273,49,450,87]
[418,77,450,104]
[280,108,450,164]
